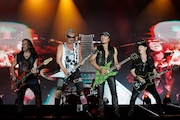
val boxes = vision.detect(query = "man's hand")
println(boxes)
[99,68,107,75]
[31,68,39,74]
[155,73,161,78]
[116,64,121,70]
[80,61,85,66]
[12,76,17,81]
[136,76,146,84]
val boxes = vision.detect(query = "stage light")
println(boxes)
[0,94,4,105]
[163,94,171,104]
[143,94,151,105]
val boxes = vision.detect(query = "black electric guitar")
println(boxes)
[133,65,179,92]
[10,57,53,93]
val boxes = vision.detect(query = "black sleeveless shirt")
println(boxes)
[16,52,38,84]
[96,45,115,67]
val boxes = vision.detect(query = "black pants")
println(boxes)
[16,83,42,113]
[129,83,162,116]
[98,76,119,114]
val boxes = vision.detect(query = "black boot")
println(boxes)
[36,107,43,118]
[114,107,120,118]
[16,103,24,118]
[128,109,134,118]
[83,104,92,117]
[54,98,61,118]
[98,107,104,118]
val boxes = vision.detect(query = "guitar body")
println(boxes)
[10,71,29,93]
[50,70,66,78]
[92,52,139,89]
[133,72,154,92]
[92,62,118,88]
[10,57,53,93]
[132,65,179,92]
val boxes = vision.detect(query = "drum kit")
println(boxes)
[39,68,98,105]
[60,82,98,105]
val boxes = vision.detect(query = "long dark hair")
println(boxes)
[21,39,38,59]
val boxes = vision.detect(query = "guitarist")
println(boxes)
[89,31,121,118]
[10,39,42,118]
[128,42,163,117]
[54,28,91,117]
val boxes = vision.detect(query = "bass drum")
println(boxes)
[86,88,98,105]
[87,95,98,105]
[66,93,79,105]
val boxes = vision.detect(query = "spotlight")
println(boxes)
[0,94,3,105]
[143,94,151,105]
[163,94,171,104]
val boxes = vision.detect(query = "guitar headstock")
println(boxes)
[130,52,139,60]
[43,57,53,65]
[92,49,99,54]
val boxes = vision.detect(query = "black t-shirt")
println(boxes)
[131,55,155,77]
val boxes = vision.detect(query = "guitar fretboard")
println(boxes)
[109,57,131,72]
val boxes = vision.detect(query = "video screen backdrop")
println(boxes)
[0,21,180,105]
[0,0,180,105]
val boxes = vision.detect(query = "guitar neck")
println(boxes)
[149,68,173,80]
[73,53,93,70]
[18,63,44,81]
[109,57,131,72]
[159,68,172,75]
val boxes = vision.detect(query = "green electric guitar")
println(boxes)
[92,52,138,89]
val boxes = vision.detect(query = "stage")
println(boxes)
[0,104,179,119]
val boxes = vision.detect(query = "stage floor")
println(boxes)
[0,104,180,119]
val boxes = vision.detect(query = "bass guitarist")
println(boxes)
[10,39,42,118]
[89,31,121,118]
[128,42,163,117]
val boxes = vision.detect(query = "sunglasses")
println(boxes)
[67,35,75,38]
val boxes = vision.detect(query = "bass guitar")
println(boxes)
[10,57,53,93]
[51,49,99,80]
[92,52,139,89]
[133,65,179,92]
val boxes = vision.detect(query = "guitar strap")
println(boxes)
[62,42,81,80]
[62,42,79,70]
[74,42,79,65]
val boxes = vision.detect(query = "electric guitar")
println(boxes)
[133,65,179,92]
[51,49,99,80]
[92,52,139,89]
[10,57,53,93]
